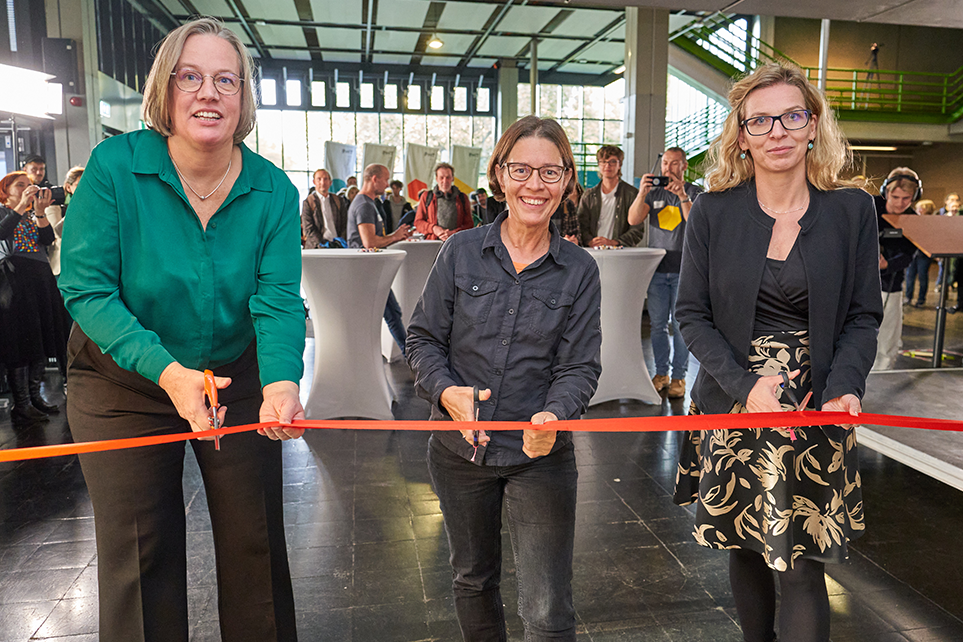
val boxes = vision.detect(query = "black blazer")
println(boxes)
[676,182,882,418]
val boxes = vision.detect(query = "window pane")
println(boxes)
[380,113,403,175]
[332,112,356,145]
[472,116,495,163]
[603,119,622,144]
[360,83,374,109]
[561,85,581,119]
[453,86,467,112]
[582,119,603,145]
[307,111,331,171]
[559,119,581,147]
[260,78,277,106]
[285,79,301,107]
[244,123,258,152]
[384,84,398,110]
[336,82,351,108]
[476,87,490,112]
[286,170,310,199]
[427,115,448,149]
[256,109,282,166]
[583,86,603,120]
[604,78,624,120]
[311,81,326,107]
[539,84,559,118]
[430,85,444,111]
[404,114,427,146]
[406,85,421,111]
[450,115,471,147]
[517,84,531,115]
[282,110,307,170]
[357,113,380,157]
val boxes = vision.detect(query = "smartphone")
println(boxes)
[650,176,670,187]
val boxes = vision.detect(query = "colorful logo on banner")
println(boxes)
[404,143,441,204]
[324,141,357,192]
[451,145,483,195]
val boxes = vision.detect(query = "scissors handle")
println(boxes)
[471,386,480,461]
[203,369,221,451]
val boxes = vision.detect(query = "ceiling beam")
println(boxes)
[410,2,447,67]
[223,0,268,59]
[458,0,515,67]
[546,14,624,74]
[292,0,322,61]
[263,43,618,67]
[515,8,575,60]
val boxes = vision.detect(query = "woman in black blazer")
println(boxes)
[673,63,882,642]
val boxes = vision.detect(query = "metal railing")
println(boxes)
[666,101,729,160]
[669,13,794,78]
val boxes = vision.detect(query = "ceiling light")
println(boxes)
[427,34,444,49]
[614,65,625,74]
[849,145,898,152]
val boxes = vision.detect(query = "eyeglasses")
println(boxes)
[741,109,811,136]
[170,68,244,96]
[502,163,567,184]
[597,159,620,167]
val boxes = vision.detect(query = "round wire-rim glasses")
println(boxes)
[741,109,812,136]
[170,68,244,96]
[502,163,568,184]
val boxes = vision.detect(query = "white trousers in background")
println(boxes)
[873,290,903,370]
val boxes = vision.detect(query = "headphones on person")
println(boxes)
[880,173,922,201]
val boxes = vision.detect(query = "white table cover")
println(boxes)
[301,249,405,420]
[381,239,444,361]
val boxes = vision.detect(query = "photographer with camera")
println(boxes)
[628,147,702,398]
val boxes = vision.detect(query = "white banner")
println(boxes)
[450,145,483,195]
[404,143,441,204]
[362,143,397,175]
[324,141,357,192]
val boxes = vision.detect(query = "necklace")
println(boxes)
[757,199,807,215]
[170,153,232,201]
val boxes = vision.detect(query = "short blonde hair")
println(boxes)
[704,63,852,193]
[142,17,257,146]
[914,199,936,215]
[883,167,920,199]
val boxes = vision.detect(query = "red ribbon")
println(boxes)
[1,411,958,463]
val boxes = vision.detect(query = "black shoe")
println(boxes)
[11,404,48,424]
[914,301,925,308]
[28,361,60,414]
[948,305,959,314]
[31,396,60,414]
[903,298,912,306]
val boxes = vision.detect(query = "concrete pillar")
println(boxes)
[621,7,668,185]
[817,19,830,91]
[529,39,537,116]
[497,59,518,135]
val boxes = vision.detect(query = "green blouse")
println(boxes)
[59,129,305,387]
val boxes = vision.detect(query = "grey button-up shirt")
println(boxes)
[406,212,602,466]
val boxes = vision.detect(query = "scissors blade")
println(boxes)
[203,369,221,451]
[471,386,480,462]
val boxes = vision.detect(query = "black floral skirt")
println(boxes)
[673,331,864,571]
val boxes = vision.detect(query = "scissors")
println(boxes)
[470,385,480,462]
[204,369,221,451]
[779,371,812,442]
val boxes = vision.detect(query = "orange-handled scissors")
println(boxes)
[203,369,221,451]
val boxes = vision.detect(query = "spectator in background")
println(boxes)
[383,179,414,232]
[873,167,921,369]
[346,164,413,354]
[472,187,505,226]
[414,162,473,240]
[346,176,358,188]
[904,198,935,308]
[22,155,52,188]
[577,145,644,248]
[301,168,348,248]
[45,165,84,278]
[550,181,580,243]
[935,193,960,294]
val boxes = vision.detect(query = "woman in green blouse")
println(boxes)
[59,18,303,641]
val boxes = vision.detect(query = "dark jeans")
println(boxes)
[384,290,406,355]
[905,254,932,303]
[427,437,578,642]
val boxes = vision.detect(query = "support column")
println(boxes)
[817,19,830,91]
[622,7,668,186]
[529,39,537,116]
[497,59,518,135]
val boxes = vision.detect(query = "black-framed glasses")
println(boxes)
[502,163,568,184]
[170,68,244,96]
[741,109,811,136]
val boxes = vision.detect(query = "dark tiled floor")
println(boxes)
[3,299,963,640]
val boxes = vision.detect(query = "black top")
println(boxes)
[406,211,602,466]
[874,194,917,293]
[754,243,809,334]
[677,181,882,417]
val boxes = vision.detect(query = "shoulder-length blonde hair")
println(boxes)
[487,115,577,202]
[142,17,257,145]
[703,63,852,193]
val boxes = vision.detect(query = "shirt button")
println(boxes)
[550,298,556,304]
[210,222,217,229]
[501,339,508,346]
[514,279,519,285]
[472,285,478,291]
[508,309,514,315]
[494,369,503,375]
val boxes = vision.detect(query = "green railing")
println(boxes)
[670,13,963,123]
[666,100,729,160]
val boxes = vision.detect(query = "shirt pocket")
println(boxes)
[527,288,575,339]
[454,275,499,327]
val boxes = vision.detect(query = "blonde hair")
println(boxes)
[882,167,920,198]
[142,17,257,146]
[914,199,936,215]
[704,63,852,193]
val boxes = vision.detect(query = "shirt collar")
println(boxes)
[481,210,566,266]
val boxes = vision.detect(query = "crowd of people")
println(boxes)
[3,13,956,642]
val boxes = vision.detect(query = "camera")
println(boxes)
[650,176,670,188]
[49,186,67,206]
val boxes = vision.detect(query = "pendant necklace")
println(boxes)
[170,153,232,201]
[757,199,807,215]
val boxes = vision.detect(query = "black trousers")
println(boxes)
[66,327,297,642]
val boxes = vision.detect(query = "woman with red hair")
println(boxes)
[0,171,68,423]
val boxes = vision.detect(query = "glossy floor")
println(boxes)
[2,301,963,641]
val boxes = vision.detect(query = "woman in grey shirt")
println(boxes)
[673,64,881,642]
[407,116,601,641]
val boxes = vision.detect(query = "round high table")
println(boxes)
[587,247,667,405]
[301,248,405,420]
[381,239,444,361]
